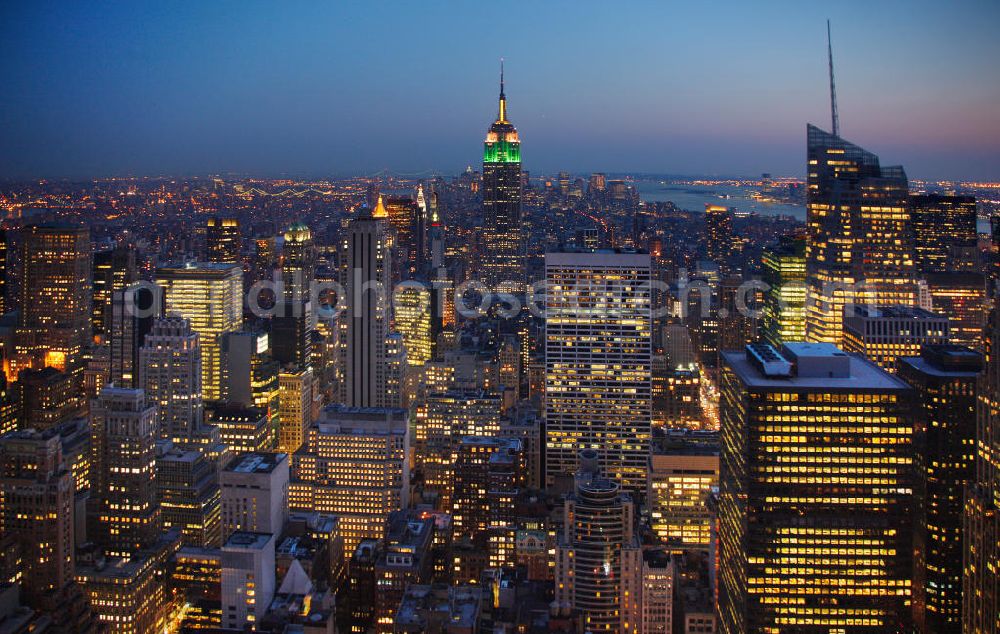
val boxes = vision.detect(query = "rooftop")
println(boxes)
[848,304,945,320]
[723,344,909,391]
[224,451,287,474]
[224,531,274,550]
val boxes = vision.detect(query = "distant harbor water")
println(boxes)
[636,181,806,220]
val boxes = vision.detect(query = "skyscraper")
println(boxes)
[964,308,1000,633]
[156,262,243,401]
[898,345,981,634]
[88,386,161,558]
[544,249,652,491]
[804,125,916,345]
[554,449,639,633]
[0,429,75,601]
[205,216,241,265]
[719,342,914,633]
[481,65,523,294]
[842,304,950,373]
[910,194,978,273]
[761,234,807,347]
[338,204,394,408]
[282,222,315,306]
[138,316,204,440]
[704,204,736,265]
[15,224,92,379]
[109,283,163,389]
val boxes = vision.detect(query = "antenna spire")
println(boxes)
[500,58,505,98]
[497,58,507,122]
[827,19,840,137]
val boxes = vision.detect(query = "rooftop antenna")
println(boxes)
[827,19,840,137]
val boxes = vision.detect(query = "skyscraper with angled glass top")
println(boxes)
[481,65,523,293]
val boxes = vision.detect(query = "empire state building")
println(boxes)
[481,65,523,293]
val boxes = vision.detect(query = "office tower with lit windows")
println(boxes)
[76,547,173,634]
[139,316,204,440]
[92,244,137,341]
[414,390,501,505]
[924,271,988,352]
[394,282,433,367]
[338,203,394,408]
[910,194,978,273]
[964,308,1000,634]
[719,342,915,633]
[842,304,949,373]
[544,249,652,491]
[278,366,312,454]
[88,386,161,558]
[0,429,75,602]
[554,450,639,633]
[210,404,273,454]
[898,345,981,634]
[282,222,315,306]
[220,452,289,542]
[205,216,241,264]
[14,224,91,380]
[481,66,523,293]
[221,531,276,631]
[648,446,719,551]
[221,330,279,413]
[109,283,163,388]
[289,405,409,555]
[761,234,807,347]
[156,262,243,401]
[384,195,423,280]
[804,125,916,345]
[704,204,736,265]
[156,446,222,548]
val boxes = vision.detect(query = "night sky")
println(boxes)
[2,0,998,180]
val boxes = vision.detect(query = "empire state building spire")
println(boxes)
[498,59,507,123]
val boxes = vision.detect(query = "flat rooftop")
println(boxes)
[224,451,287,474]
[224,531,274,550]
[848,304,944,320]
[722,348,910,391]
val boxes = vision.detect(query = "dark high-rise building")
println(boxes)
[719,342,915,633]
[282,222,315,306]
[205,216,241,265]
[384,194,424,280]
[923,272,988,352]
[898,345,982,634]
[0,229,6,315]
[804,126,915,345]
[964,308,1000,633]
[18,366,77,430]
[109,283,163,389]
[14,224,92,379]
[0,429,75,602]
[910,194,978,273]
[92,244,137,341]
[704,204,736,265]
[481,66,523,293]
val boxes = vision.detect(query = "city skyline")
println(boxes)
[2,1,999,180]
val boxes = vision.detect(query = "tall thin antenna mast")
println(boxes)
[827,19,840,137]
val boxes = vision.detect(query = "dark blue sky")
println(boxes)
[2,1,998,180]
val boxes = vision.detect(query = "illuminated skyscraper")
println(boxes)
[481,65,523,293]
[138,316,204,440]
[220,452,289,542]
[205,216,241,265]
[156,262,243,401]
[92,244,137,341]
[156,446,222,549]
[898,345,981,634]
[554,450,639,633]
[544,250,652,491]
[88,386,161,558]
[964,308,1000,634]
[648,446,719,551]
[282,222,315,306]
[15,224,92,379]
[394,282,433,367]
[761,234,807,347]
[0,429,75,602]
[924,272,988,352]
[278,366,312,454]
[719,342,914,633]
[804,125,916,345]
[289,405,409,555]
[704,204,736,265]
[910,194,978,273]
[384,195,424,279]
[842,305,949,373]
